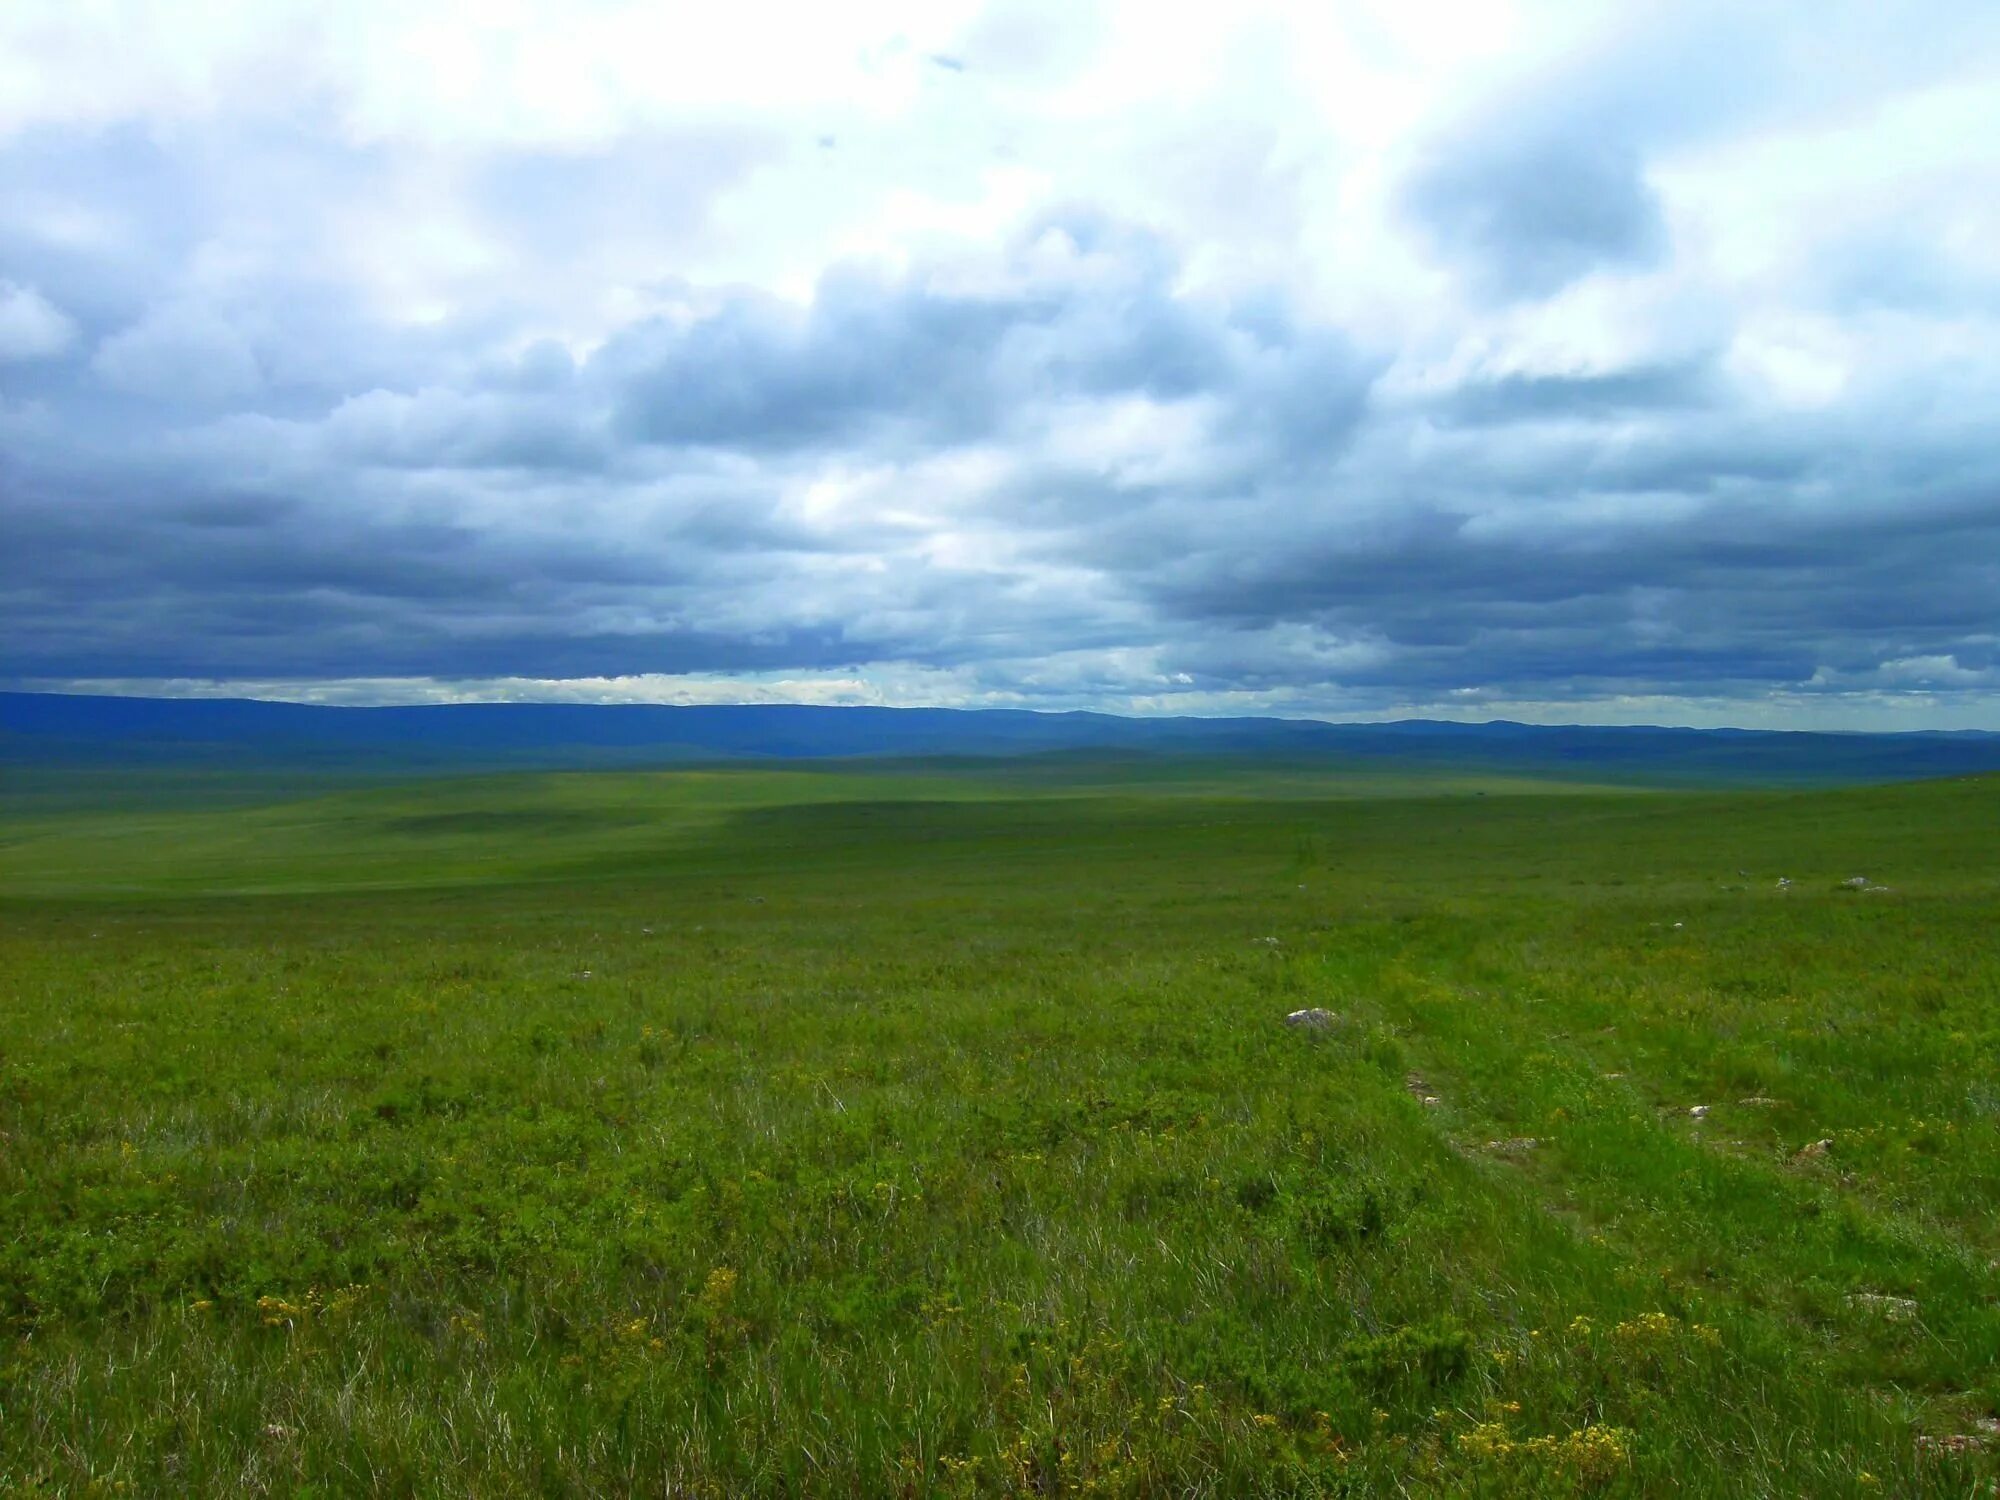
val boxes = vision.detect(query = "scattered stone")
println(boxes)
[1672,921,1684,929]
[1975,1417,2000,1438]
[1793,1138,1834,1161]
[1847,1293,1919,1322]
[1687,1105,1710,1119]
[1251,936,1282,947]
[1405,1072,1441,1108]
[1485,1137,1539,1156]
[1737,1096,1785,1108]
[1602,1071,1626,1080]
[1915,1433,1988,1457]
[1421,1095,1441,1107]
[1284,1007,1338,1031]
[1834,874,1895,894]
[1776,877,1793,889]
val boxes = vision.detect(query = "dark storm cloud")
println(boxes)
[1403,132,1666,299]
[604,274,1043,448]
[323,387,610,472]
[1085,437,2000,703]
[1433,360,1716,427]
[601,214,1300,454]
[1,453,871,680]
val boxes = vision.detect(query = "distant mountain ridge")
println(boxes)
[4,691,2000,786]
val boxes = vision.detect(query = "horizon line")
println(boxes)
[7,687,1999,740]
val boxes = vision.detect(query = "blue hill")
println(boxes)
[4,691,1999,786]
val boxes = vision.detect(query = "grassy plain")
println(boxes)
[2,759,1998,1495]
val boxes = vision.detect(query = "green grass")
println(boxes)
[2,761,1997,1495]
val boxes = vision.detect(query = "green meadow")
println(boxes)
[3,760,1998,1495]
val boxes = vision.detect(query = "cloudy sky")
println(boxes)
[5,0,2000,727]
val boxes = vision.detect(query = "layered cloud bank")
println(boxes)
[4,0,2000,727]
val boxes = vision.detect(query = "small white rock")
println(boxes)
[1688,1104,1710,1119]
[1846,1292,1918,1322]
[1284,1007,1338,1030]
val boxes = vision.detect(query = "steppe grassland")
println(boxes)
[2,764,1997,1495]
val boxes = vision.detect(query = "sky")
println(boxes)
[4,0,2000,729]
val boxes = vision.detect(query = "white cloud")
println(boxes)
[4,2,2000,727]
[0,281,74,360]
